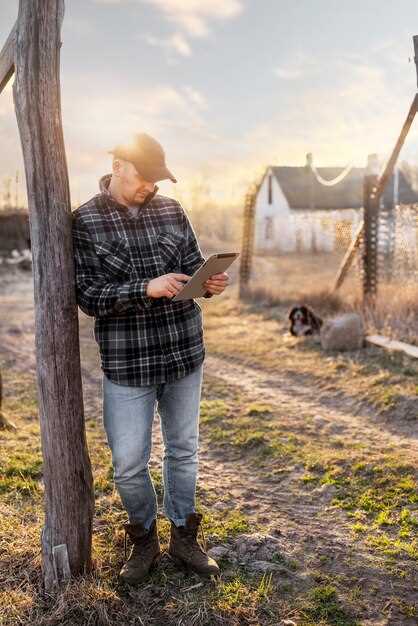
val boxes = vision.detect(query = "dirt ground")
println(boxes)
[1,267,418,625]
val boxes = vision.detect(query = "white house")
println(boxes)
[254,164,418,255]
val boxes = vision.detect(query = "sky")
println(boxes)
[1,0,418,208]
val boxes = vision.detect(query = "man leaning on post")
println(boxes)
[71,132,229,584]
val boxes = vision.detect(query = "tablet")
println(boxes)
[172,252,240,301]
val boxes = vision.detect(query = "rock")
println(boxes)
[212,500,229,511]
[312,482,337,499]
[312,415,328,429]
[232,532,284,562]
[320,313,364,352]
[247,560,286,573]
[207,545,230,559]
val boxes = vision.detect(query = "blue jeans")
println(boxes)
[102,362,204,530]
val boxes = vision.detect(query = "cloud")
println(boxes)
[274,51,320,81]
[274,67,303,80]
[140,0,243,58]
[143,0,243,38]
[94,0,243,57]
[142,32,192,58]
[182,86,208,110]
[183,53,418,206]
[60,83,211,172]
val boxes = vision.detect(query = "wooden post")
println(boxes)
[362,154,380,307]
[413,35,418,89]
[239,185,256,297]
[306,152,315,212]
[333,220,364,291]
[13,0,94,590]
[239,174,264,298]
[0,23,16,95]
[332,91,418,292]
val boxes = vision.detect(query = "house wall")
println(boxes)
[254,168,362,254]
[254,168,296,252]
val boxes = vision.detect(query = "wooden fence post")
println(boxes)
[239,183,258,298]
[413,35,418,88]
[333,37,418,292]
[362,154,380,307]
[13,0,94,590]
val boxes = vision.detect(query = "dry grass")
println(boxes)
[0,364,290,626]
[245,253,418,345]
[364,283,418,347]
[1,267,418,624]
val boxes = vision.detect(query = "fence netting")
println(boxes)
[250,209,364,307]
[247,202,418,345]
[373,202,418,345]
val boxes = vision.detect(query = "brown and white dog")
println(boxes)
[288,305,323,337]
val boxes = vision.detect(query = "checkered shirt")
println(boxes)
[71,173,212,386]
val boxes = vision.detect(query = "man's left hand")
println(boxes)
[203,271,229,296]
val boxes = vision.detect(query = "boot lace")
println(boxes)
[124,528,153,560]
[179,521,207,554]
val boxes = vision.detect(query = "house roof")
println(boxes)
[268,165,418,210]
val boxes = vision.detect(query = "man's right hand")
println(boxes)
[146,273,191,299]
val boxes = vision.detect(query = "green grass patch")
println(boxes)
[200,399,231,423]
[212,570,273,614]
[203,509,253,542]
[298,584,359,626]
[0,451,43,497]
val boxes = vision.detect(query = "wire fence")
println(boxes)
[241,197,418,345]
[249,208,363,305]
[370,202,418,345]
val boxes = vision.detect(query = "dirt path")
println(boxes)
[1,271,418,624]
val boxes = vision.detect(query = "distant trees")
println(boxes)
[171,174,242,246]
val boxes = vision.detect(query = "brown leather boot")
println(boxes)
[119,518,162,585]
[168,512,220,578]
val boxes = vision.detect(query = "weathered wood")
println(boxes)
[375,94,418,199]
[366,335,418,359]
[239,175,263,297]
[333,220,364,291]
[0,22,16,95]
[52,543,72,583]
[13,0,94,590]
[332,91,418,291]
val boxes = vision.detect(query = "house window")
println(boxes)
[265,216,274,240]
[268,174,273,205]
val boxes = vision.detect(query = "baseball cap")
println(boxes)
[108,132,177,183]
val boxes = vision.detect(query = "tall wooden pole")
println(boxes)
[13,0,94,590]
[413,35,418,88]
[239,173,264,298]
[0,23,16,95]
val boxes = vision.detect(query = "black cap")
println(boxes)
[108,133,177,183]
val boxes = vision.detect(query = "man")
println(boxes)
[72,132,229,585]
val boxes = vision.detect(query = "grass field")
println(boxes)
[1,272,418,625]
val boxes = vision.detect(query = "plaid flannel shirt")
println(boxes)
[72,173,212,386]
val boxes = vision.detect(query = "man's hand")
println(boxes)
[203,271,229,296]
[146,273,191,299]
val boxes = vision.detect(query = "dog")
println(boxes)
[288,304,364,351]
[288,304,323,337]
